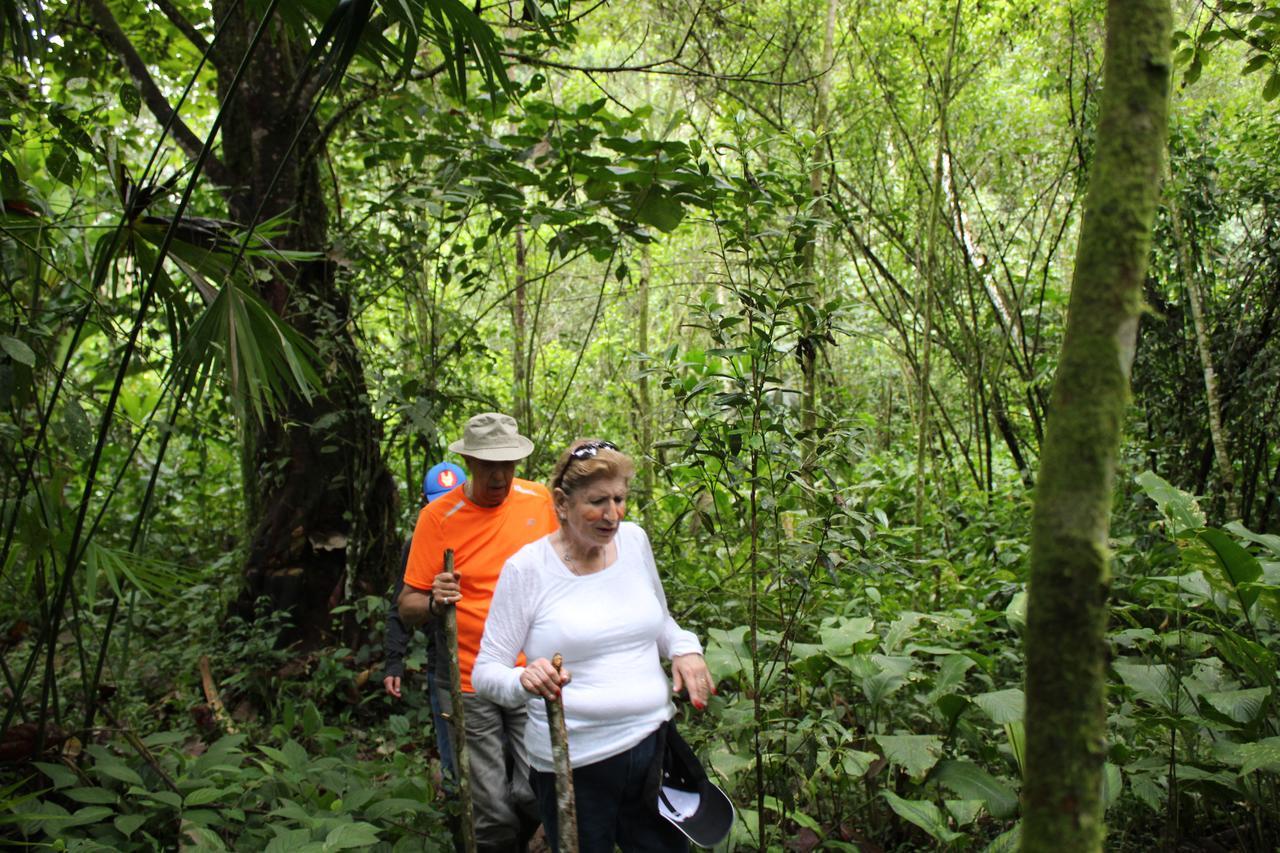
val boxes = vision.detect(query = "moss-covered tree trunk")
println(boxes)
[1021,3,1171,851]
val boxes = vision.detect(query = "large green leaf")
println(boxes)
[928,653,975,700]
[883,611,924,653]
[984,822,1021,853]
[1203,687,1271,724]
[1237,737,1280,776]
[933,760,1019,819]
[1005,721,1026,775]
[63,787,117,805]
[90,757,142,787]
[322,821,382,850]
[634,188,684,233]
[1101,762,1123,812]
[1214,628,1277,688]
[1198,528,1263,613]
[0,334,35,366]
[1004,589,1027,635]
[881,791,962,844]
[873,734,942,778]
[838,750,879,779]
[708,745,754,788]
[265,829,314,853]
[362,798,430,820]
[1225,521,1280,560]
[945,799,984,826]
[818,615,876,656]
[1113,663,1181,713]
[973,688,1024,725]
[703,626,751,679]
[861,670,908,707]
[1136,471,1204,532]
[857,654,914,706]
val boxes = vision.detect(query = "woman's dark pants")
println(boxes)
[530,728,689,853]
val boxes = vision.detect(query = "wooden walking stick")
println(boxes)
[545,653,578,853]
[440,549,477,853]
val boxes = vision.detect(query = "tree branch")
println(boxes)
[84,0,232,187]
[149,0,214,64]
[501,51,820,86]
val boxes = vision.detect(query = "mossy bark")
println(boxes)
[1021,3,1171,851]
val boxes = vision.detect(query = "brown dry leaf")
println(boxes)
[784,827,821,852]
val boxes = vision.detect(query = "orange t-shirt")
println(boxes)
[403,479,557,692]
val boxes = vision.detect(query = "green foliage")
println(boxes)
[3,1,1278,851]
[17,727,443,850]
[1173,2,1280,100]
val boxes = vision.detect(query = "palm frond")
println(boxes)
[301,0,515,108]
[175,278,321,423]
[300,0,375,104]
[423,0,516,100]
[81,542,199,605]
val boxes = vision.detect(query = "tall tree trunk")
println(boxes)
[799,0,838,463]
[1022,3,1171,851]
[1169,198,1236,519]
[512,225,531,438]
[636,249,656,531]
[212,2,398,640]
[915,0,961,557]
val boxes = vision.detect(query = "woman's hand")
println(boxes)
[672,653,714,710]
[520,657,571,700]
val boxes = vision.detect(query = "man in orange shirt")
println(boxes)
[400,413,557,852]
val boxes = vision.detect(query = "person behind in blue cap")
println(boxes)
[383,461,467,775]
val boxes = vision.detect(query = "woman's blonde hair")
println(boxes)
[550,439,635,495]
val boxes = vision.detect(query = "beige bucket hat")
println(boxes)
[448,412,535,462]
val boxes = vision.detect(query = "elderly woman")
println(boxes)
[471,440,714,852]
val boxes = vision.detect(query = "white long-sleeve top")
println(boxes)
[472,522,702,771]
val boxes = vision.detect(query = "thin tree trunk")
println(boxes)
[992,389,1033,488]
[915,0,962,557]
[1169,198,1236,518]
[1260,449,1280,531]
[800,0,838,460]
[637,250,656,531]
[1022,3,1171,851]
[512,225,531,437]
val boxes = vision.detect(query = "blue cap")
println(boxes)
[423,461,466,502]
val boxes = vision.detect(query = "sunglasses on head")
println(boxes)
[554,441,619,491]
[569,440,618,460]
